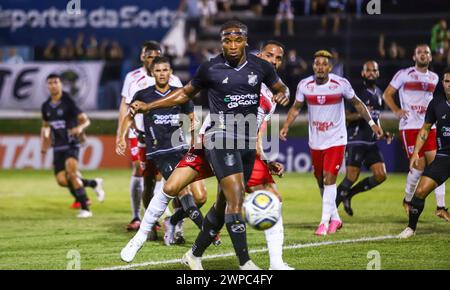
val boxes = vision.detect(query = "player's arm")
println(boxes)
[269,80,290,107]
[383,85,409,119]
[188,112,197,147]
[40,121,51,154]
[410,122,433,169]
[279,100,303,141]
[131,83,200,114]
[116,112,134,156]
[350,96,383,138]
[69,113,90,137]
[116,97,128,141]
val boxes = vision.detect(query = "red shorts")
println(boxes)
[246,156,275,191]
[310,145,345,179]
[400,129,437,158]
[129,137,145,162]
[176,147,214,181]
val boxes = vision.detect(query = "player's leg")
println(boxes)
[76,171,105,202]
[127,138,145,230]
[336,145,362,207]
[65,156,91,217]
[424,149,447,215]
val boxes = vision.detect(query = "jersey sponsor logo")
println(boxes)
[312,121,334,132]
[442,126,450,137]
[306,84,315,92]
[231,223,246,233]
[222,77,229,84]
[223,94,259,109]
[49,120,66,129]
[248,73,258,86]
[403,82,436,93]
[329,84,338,90]
[151,114,180,125]
[410,105,427,115]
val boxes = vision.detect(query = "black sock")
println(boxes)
[408,196,425,231]
[81,178,97,188]
[179,194,204,229]
[74,187,90,211]
[348,176,380,198]
[192,206,224,257]
[225,213,250,266]
[338,178,353,196]
[170,208,188,226]
[67,183,79,202]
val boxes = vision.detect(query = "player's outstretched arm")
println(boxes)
[270,80,290,107]
[131,83,200,114]
[383,85,409,119]
[350,96,383,138]
[410,122,432,169]
[280,100,303,141]
[116,113,133,156]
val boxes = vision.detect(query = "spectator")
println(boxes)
[320,0,346,35]
[275,0,295,37]
[283,49,307,93]
[378,34,405,60]
[58,38,75,60]
[217,0,232,17]
[199,0,218,28]
[250,0,268,17]
[6,48,25,64]
[178,0,202,44]
[109,41,124,61]
[75,32,85,59]
[43,40,57,60]
[430,19,448,63]
[330,49,344,76]
[85,35,99,59]
[99,39,109,60]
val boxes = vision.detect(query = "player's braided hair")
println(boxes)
[314,50,333,59]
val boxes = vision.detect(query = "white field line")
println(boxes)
[97,234,397,270]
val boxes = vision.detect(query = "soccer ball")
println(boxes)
[243,190,281,231]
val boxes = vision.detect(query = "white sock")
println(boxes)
[154,179,172,218]
[405,168,423,202]
[265,206,284,268]
[135,189,174,241]
[130,176,144,220]
[321,184,337,225]
[435,183,446,208]
[331,207,341,222]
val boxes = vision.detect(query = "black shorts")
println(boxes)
[53,147,79,175]
[346,143,384,169]
[205,148,256,183]
[148,150,187,180]
[423,154,450,186]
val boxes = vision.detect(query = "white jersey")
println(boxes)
[296,73,355,150]
[198,83,277,139]
[389,66,438,130]
[126,72,183,134]
[121,67,147,138]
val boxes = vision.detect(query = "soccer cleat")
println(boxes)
[77,210,93,218]
[173,219,185,244]
[327,220,343,234]
[403,198,412,216]
[435,207,450,222]
[213,233,221,246]
[269,263,295,270]
[343,196,354,216]
[239,260,261,270]
[120,235,145,263]
[163,217,175,246]
[314,223,328,236]
[71,199,91,209]
[398,227,415,239]
[181,249,203,270]
[126,218,141,232]
[93,178,105,202]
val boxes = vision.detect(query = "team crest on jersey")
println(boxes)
[421,82,428,91]
[317,95,326,104]
[248,73,258,86]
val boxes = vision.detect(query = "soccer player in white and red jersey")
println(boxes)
[116,41,183,233]
[280,50,383,236]
[383,44,447,220]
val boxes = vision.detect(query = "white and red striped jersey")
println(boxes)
[296,73,355,150]
[199,83,277,137]
[121,67,147,138]
[389,66,439,130]
[126,72,183,134]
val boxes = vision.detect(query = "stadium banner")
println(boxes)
[0,0,179,47]
[0,62,103,110]
[0,135,130,170]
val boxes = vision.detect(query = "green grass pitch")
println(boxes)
[0,169,449,270]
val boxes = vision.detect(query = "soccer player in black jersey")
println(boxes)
[399,68,450,238]
[336,61,391,216]
[117,57,207,260]
[40,74,104,218]
[130,20,290,270]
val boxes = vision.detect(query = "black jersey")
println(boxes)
[133,85,194,157]
[41,93,82,150]
[347,85,384,144]
[191,53,279,140]
[425,95,450,156]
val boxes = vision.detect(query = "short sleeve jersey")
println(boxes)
[424,96,450,156]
